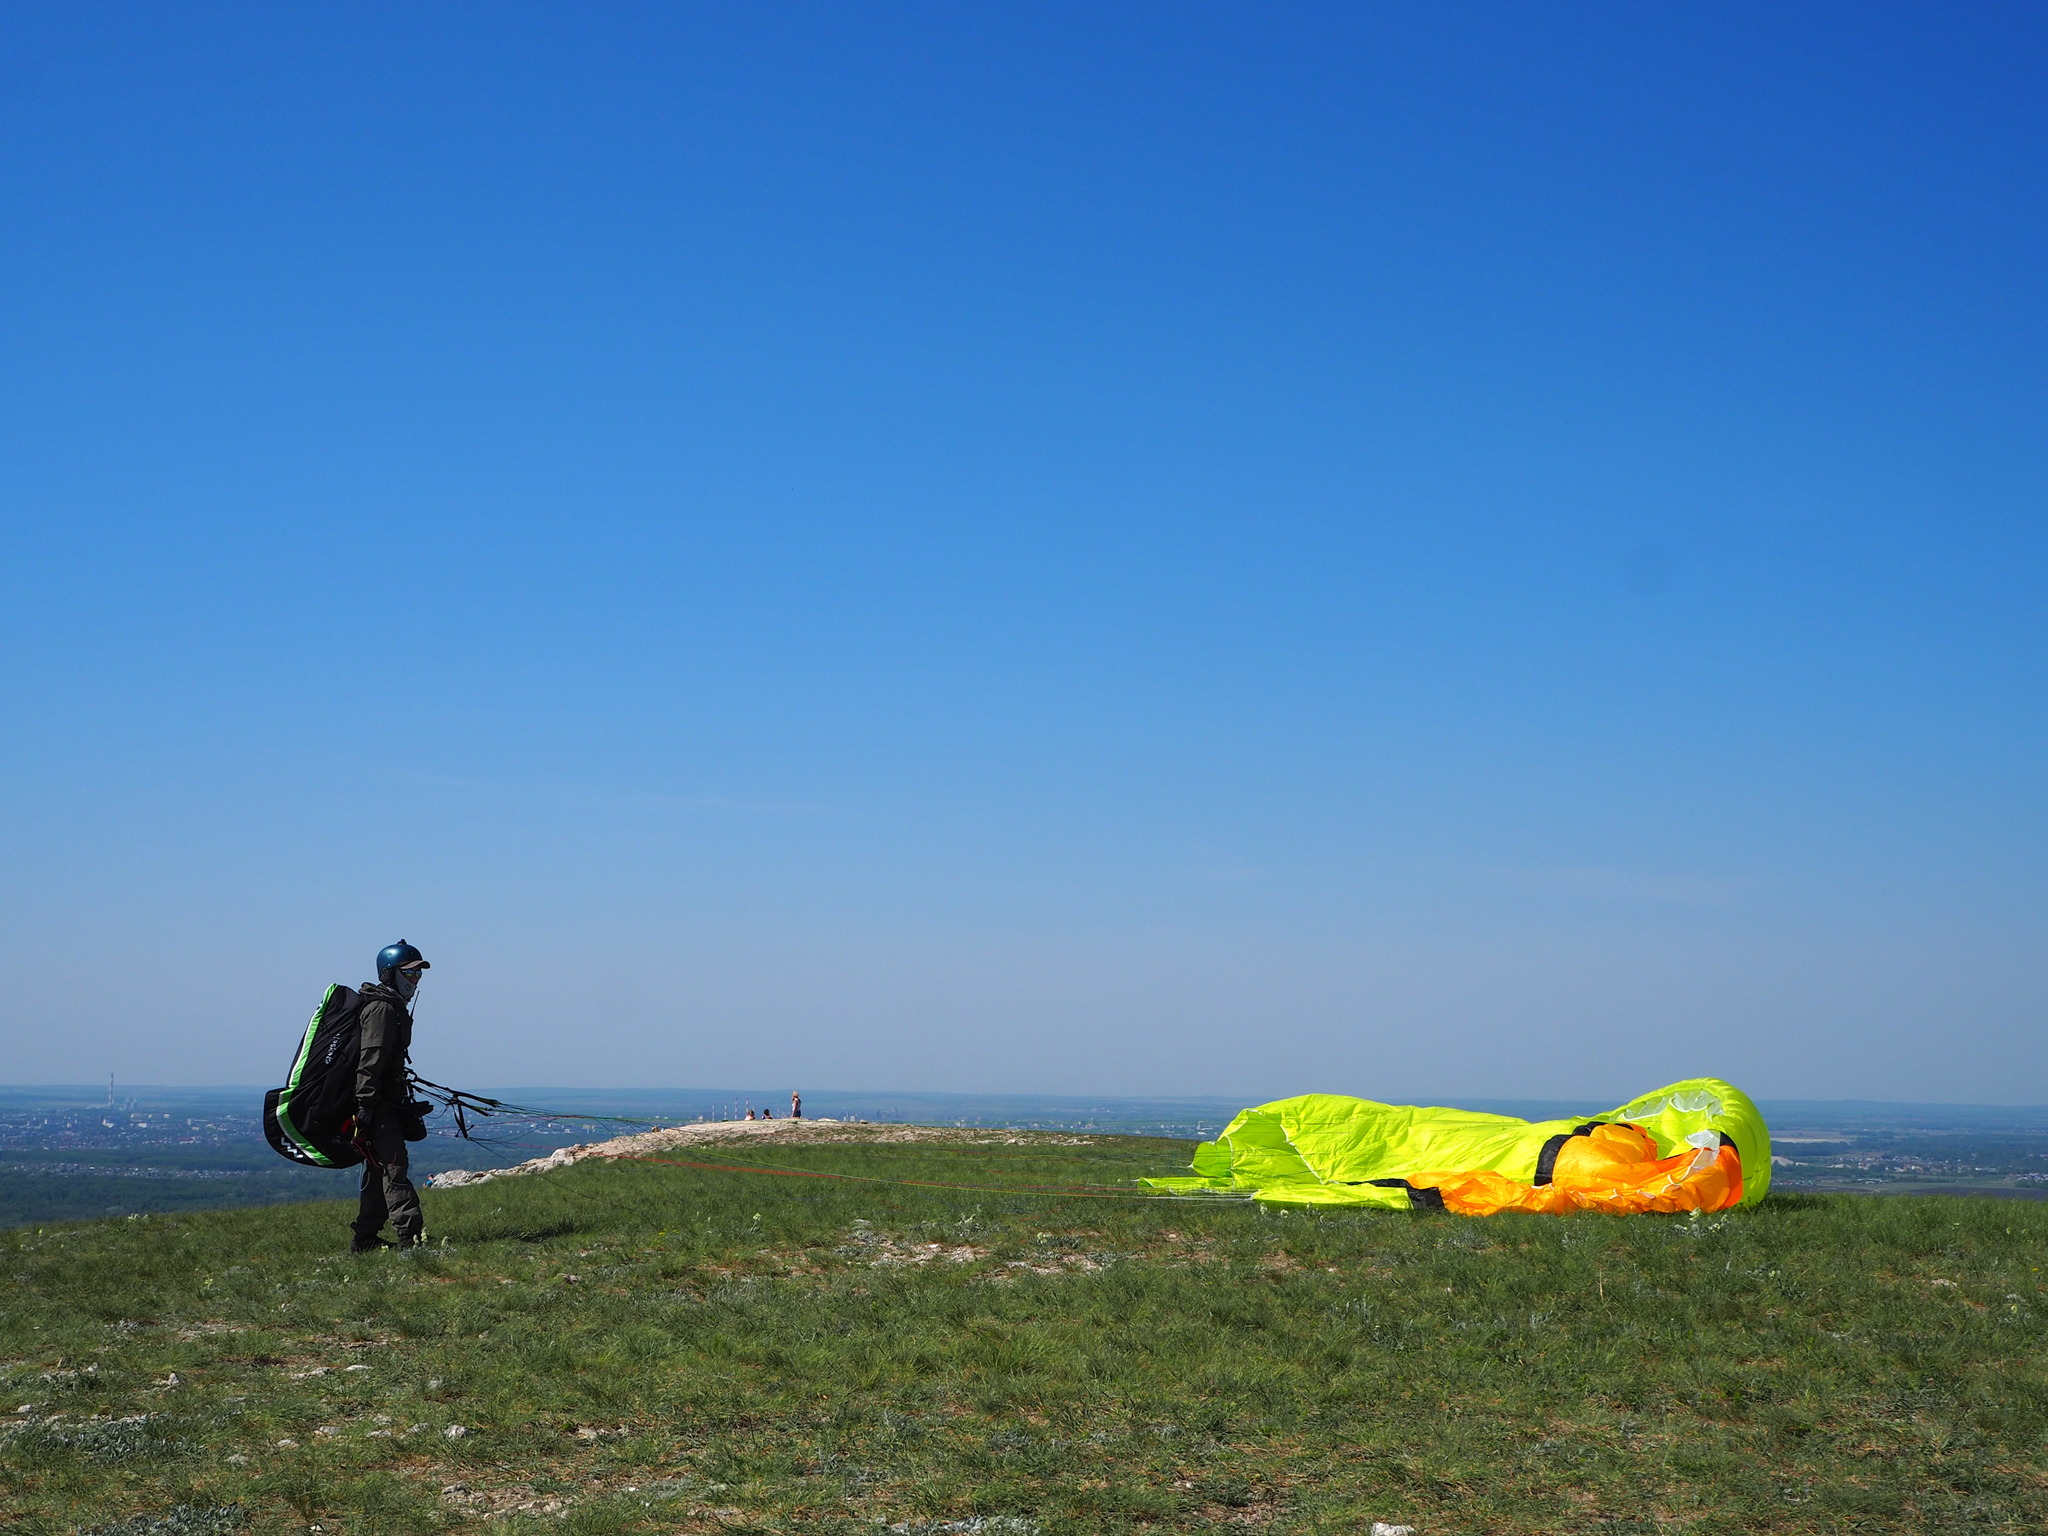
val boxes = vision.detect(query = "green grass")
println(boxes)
[5,1132,2048,1534]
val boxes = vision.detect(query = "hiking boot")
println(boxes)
[349,1235,392,1254]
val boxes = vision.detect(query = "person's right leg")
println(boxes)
[352,1157,391,1251]
[372,1123,424,1247]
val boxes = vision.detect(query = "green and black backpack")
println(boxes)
[263,984,368,1168]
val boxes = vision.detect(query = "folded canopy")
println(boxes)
[1147,1077,1769,1214]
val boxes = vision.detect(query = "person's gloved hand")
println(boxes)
[349,1104,380,1166]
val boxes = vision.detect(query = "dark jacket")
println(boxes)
[354,983,414,1121]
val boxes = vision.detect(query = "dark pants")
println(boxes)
[353,1120,423,1243]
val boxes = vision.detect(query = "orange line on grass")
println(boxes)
[623,1152,1226,1201]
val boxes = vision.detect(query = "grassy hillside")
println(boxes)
[4,1130,2046,1535]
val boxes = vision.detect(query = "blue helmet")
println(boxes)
[376,940,431,988]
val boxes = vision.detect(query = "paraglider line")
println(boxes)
[626,1150,1248,1202]
[405,1071,680,1141]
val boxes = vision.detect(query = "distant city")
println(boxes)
[4,1084,2047,1227]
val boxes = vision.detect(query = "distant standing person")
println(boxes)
[351,941,430,1253]
[791,1092,801,1120]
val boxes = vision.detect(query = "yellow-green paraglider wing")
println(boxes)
[1146,1077,1769,1214]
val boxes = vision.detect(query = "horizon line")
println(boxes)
[8,1083,2048,1112]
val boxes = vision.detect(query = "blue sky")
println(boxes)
[2,4,2044,1102]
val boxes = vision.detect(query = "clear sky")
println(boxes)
[2,4,2044,1103]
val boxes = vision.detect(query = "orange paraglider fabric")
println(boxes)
[1145,1078,1771,1212]
[1410,1123,1744,1216]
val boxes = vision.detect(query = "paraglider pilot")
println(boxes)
[350,941,430,1252]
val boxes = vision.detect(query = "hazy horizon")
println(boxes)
[13,1084,2048,1117]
